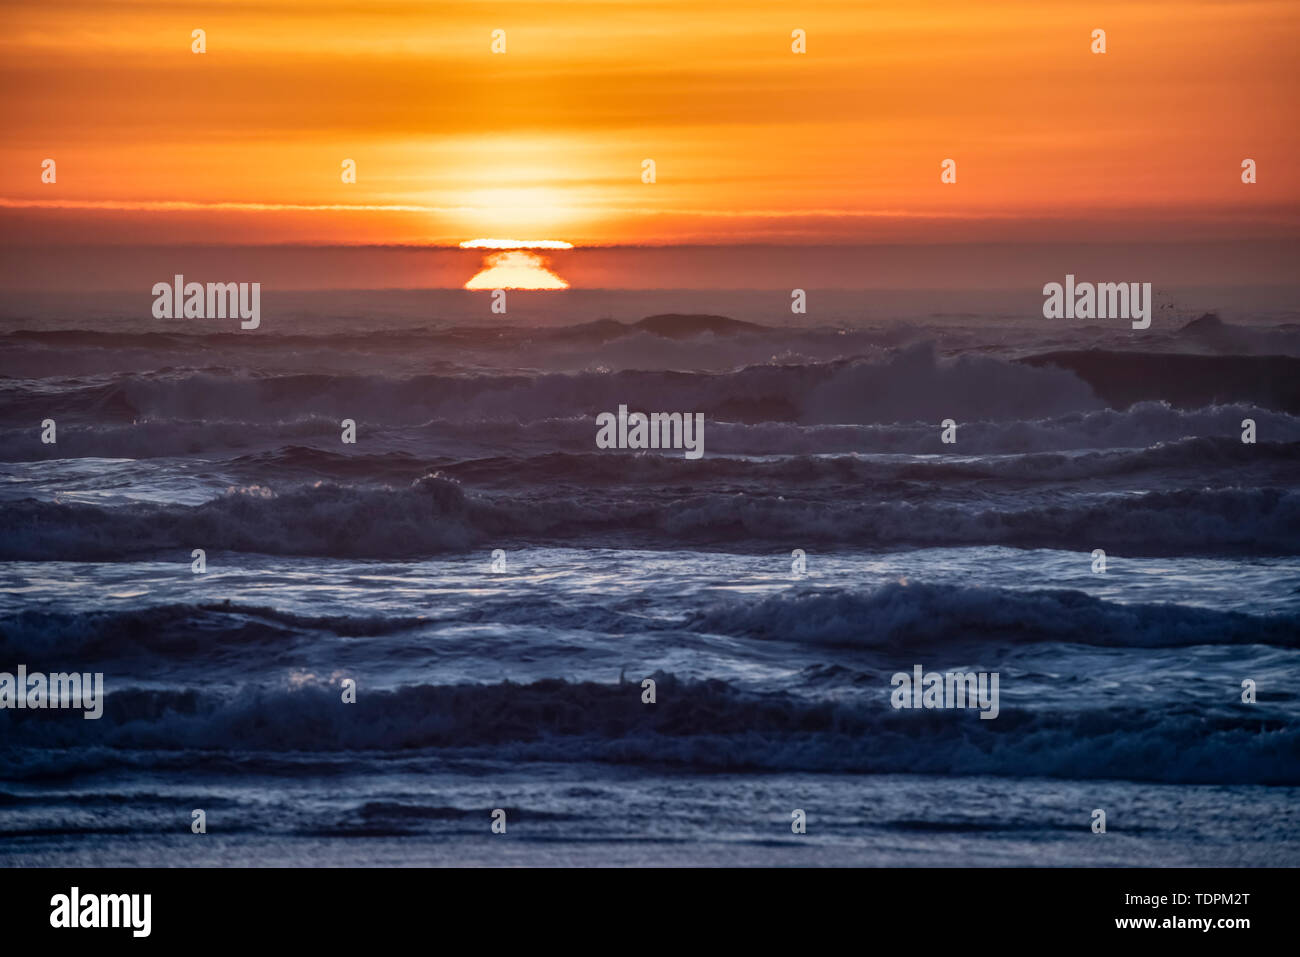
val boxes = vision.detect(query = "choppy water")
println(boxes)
[2,296,1298,865]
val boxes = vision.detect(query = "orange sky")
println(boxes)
[2,0,1297,246]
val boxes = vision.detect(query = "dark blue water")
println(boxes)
[2,296,1298,865]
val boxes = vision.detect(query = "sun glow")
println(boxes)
[464,250,569,290]
[460,238,574,249]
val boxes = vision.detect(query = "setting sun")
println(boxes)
[464,249,569,289]
[459,239,574,250]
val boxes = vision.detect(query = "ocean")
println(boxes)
[2,289,1298,866]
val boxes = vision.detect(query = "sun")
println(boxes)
[461,239,573,250]
[462,240,571,290]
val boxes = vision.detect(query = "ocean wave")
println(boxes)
[687,581,1300,649]
[3,401,1295,463]
[0,343,1102,427]
[3,476,1298,559]
[2,675,1294,785]
[0,475,479,560]
[7,583,1294,669]
[0,314,769,351]
[438,436,1300,488]
[0,597,651,661]
[0,601,432,660]
[1021,349,1300,414]
[1171,312,1300,356]
[7,311,1298,354]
